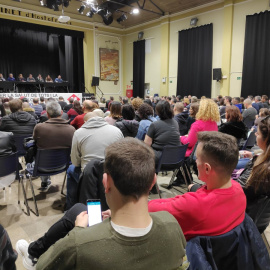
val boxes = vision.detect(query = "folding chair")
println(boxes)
[156,144,189,197]
[241,131,256,150]
[25,148,71,216]
[13,134,33,157]
[0,152,29,215]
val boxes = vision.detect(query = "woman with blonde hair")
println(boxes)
[181,98,219,157]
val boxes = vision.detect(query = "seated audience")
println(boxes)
[67,100,83,120]
[31,98,43,118]
[149,131,246,240]
[0,99,36,135]
[242,98,257,128]
[66,110,123,209]
[104,101,122,125]
[27,74,35,82]
[58,96,67,110]
[261,95,269,108]
[63,97,73,113]
[186,102,199,132]
[145,100,180,164]
[16,138,186,270]
[39,96,46,110]
[115,104,139,137]
[135,103,156,140]
[0,73,5,81]
[36,74,44,83]
[22,102,38,120]
[181,98,219,157]
[28,101,75,189]
[218,105,247,140]
[173,102,189,135]
[7,73,15,82]
[71,100,98,129]
[232,97,242,113]
[0,224,17,270]
[252,96,263,114]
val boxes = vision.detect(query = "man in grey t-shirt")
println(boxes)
[242,98,257,128]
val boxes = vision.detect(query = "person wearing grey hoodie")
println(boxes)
[67,109,123,210]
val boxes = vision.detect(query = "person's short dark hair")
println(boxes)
[226,106,243,122]
[59,96,64,101]
[40,96,45,102]
[225,96,232,103]
[138,103,153,120]
[122,104,135,120]
[197,131,238,177]
[122,97,129,104]
[233,97,240,103]
[167,96,171,101]
[177,95,182,100]
[155,100,173,120]
[69,98,74,104]
[262,95,269,101]
[33,98,39,104]
[104,138,155,200]
[219,98,225,106]
[110,96,114,101]
[240,97,244,103]
[172,98,177,104]
[144,99,152,107]
[217,95,223,100]
[9,99,23,113]
[259,108,270,117]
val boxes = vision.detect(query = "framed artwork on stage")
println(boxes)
[99,48,119,81]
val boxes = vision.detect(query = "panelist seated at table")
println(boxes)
[17,74,26,82]
[27,74,36,82]
[55,75,63,83]
[0,73,5,81]
[45,75,53,82]
[7,73,15,82]
[36,74,44,82]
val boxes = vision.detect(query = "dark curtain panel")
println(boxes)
[241,11,270,97]
[133,40,145,98]
[0,18,84,93]
[177,24,213,98]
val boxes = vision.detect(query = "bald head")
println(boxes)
[83,100,99,113]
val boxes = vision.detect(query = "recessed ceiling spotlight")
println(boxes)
[78,5,86,14]
[132,8,139,14]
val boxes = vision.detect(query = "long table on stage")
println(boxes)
[0,81,69,93]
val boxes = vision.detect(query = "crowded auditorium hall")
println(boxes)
[0,0,270,269]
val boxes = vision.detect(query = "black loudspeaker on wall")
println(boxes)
[213,68,222,81]
[91,76,100,87]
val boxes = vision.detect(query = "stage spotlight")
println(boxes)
[104,10,112,20]
[63,0,69,8]
[132,8,139,14]
[52,4,59,11]
[39,0,45,6]
[86,11,94,18]
[117,14,127,23]
[78,5,86,14]
[90,6,99,14]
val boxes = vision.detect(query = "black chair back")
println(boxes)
[156,144,189,173]
[13,134,33,157]
[31,148,71,177]
[0,152,19,179]
[242,131,256,150]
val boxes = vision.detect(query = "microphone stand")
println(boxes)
[97,86,104,99]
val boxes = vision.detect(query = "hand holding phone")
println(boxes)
[87,199,102,227]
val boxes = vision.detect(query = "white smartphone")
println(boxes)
[86,199,102,227]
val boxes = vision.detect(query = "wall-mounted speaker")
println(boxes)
[91,76,100,86]
[213,68,222,81]
[138,31,144,40]
[190,17,198,26]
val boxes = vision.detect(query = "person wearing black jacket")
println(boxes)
[173,102,189,135]
[0,99,36,135]
[0,131,16,156]
[218,105,248,140]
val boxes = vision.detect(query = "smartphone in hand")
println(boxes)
[87,199,102,227]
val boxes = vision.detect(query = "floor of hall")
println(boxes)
[0,171,269,270]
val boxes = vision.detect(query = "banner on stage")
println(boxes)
[0,93,82,102]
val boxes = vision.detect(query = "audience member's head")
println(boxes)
[225,96,232,104]
[174,102,184,114]
[259,108,270,118]
[226,106,243,122]
[84,109,104,122]
[197,131,238,179]
[69,98,74,104]
[183,97,190,105]
[144,99,152,107]
[191,96,198,103]
[104,138,155,201]
[9,99,23,113]
[243,98,252,108]
[59,96,64,101]
[109,101,122,119]
[46,101,62,118]
[122,104,135,120]
[122,97,129,104]
[155,100,173,120]
[83,100,98,113]
[33,98,39,104]
[219,98,225,106]
[196,99,220,122]
[73,100,83,115]
[189,103,200,118]
[232,97,240,104]
[255,96,261,103]
[40,96,45,103]
[262,95,269,103]
[110,96,114,101]
[138,103,154,120]
[131,98,143,111]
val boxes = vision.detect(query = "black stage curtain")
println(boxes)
[241,11,270,97]
[133,40,145,98]
[0,18,84,92]
[177,24,213,98]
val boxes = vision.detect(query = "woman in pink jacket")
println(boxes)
[181,98,220,157]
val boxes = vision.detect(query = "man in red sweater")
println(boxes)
[148,131,246,240]
[70,100,98,129]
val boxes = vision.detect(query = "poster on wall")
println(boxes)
[99,48,119,81]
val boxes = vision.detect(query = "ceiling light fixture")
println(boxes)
[39,0,45,6]
[117,13,127,23]
[86,11,94,18]
[78,5,86,14]
[58,3,70,23]
[132,8,139,14]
